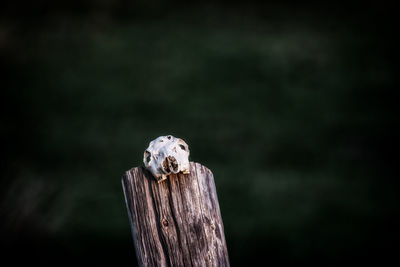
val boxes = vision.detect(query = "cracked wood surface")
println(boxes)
[122,162,230,267]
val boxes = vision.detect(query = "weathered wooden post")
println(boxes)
[122,136,229,266]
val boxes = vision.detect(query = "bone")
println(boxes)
[143,135,190,182]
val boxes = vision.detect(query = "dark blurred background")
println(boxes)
[1,0,398,266]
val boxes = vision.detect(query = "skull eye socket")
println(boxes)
[144,151,151,165]
[167,135,172,140]
[179,144,186,151]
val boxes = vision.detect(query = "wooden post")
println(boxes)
[122,162,230,267]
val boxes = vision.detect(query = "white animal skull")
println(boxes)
[143,135,190,182]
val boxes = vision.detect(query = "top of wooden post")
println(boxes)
[122,162,230,267]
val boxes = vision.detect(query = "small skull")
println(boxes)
[143,135,190,182]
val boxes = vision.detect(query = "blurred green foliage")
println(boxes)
[1,5,397,266]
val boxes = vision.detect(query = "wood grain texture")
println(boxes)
[122,162,230,267]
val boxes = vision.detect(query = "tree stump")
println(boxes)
[122,162,230,267]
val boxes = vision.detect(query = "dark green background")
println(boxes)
[1,1,398,266]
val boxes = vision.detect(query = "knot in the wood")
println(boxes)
[210,223,216,231]
[162,218,169,227]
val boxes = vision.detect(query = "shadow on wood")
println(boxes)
[122,162,230,267]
